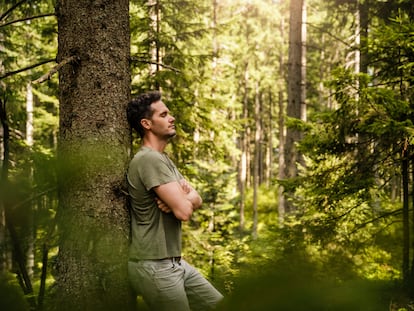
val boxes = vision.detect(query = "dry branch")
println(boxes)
[0,59,55,80]
[0,13,55,28]
[0,0,29,21]
[32,56,78,84]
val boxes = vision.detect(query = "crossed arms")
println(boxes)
[153,179,202,221]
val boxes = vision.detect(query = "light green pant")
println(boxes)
[128,258,223,311]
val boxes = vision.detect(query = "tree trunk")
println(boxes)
[278,12,286,223]
[0,99,14,276]
[238,147,247,231]
[238,63,249,232]
[402,142,409,289]
[252,86,261,239]
[26,82,34,147]
[54,1,133,310]
[0,98,9,273]
[25,82,35,279]
[358,0,368,74]
[148,0,161,77]
[0,208,5,273]
[410,147,414,294]
[284,0,306,213]
[265,90,273,187]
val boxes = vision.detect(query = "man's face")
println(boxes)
[148,100,176,139]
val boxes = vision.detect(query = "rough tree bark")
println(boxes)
[53,1,133,310]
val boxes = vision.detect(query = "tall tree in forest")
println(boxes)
[277,1,287,224]
[252,87,262,239]
[53,1,133,310]
[281,0,306,214]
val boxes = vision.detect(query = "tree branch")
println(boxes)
[0,0,29,22]
[307,22,353,48]
[350,208,404,234]
[131,57,182,73]
[0,13,55,28]
[0,59,55,80]
[32,55,78,84]
[11,187,57,210]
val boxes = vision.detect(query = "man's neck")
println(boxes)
[142,137,168,152]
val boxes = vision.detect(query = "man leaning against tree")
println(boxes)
[126,91,223,311]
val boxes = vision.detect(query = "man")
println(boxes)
[126,91,223,311]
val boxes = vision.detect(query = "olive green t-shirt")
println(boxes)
[127,146,183,260]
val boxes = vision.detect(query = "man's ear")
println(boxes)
[141,118,152,130]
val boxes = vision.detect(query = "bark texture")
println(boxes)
[54,0,133,310]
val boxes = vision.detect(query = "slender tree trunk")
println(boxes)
[402,141,410,289]
[300,1,306,123]
[265,90,273,187]
[148,0,161,90]
[284,0,306,213]
[238,148,247,232]
[359,0,368,74]
[54,1,133,310]
[252,86,261,239]
[0,99,15,276]
[278,13,286,223]
[0,99,8,273]
[25,82,35,279]
[410,147,414,294]
[0,209,5,273]
[26,82,34,147]
[278,90,285,223]
[238,63,249,232]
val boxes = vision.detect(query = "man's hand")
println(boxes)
[180,179,202,211]
[155,197,172,213]
[180,179,191,194]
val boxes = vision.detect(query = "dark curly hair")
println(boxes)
[127,91,161,138]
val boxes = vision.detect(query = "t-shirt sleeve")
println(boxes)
[138,152,178,191]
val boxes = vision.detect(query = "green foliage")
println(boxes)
[217,255,390,311]
[282,9,414,289]
[1,1,59,309]
[182,158,241,292]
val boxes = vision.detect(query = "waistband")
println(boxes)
[129,256,181,263]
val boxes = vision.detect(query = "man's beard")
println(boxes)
[166,131,176,139]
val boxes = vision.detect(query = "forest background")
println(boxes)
[1,0,414,310]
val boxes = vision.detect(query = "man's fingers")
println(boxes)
[180,179,191,193]
[155,197,172,213]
